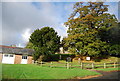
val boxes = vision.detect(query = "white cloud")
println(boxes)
[55,23,68,41]
[16,43,24,48]
[60,23,68,35]
[2,2,118,47]
[22,28,31,42]
[2,0,120,2]
[2,2,72,47]
[0,2,2,46]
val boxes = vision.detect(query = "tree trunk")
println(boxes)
[38,55,44,62]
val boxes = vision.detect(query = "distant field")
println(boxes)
[2,64,100,79]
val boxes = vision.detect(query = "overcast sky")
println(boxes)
[1,2,119,47]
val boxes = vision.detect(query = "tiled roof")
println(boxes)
[0,45,19,48]
[0,45,34,55]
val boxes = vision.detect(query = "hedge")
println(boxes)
[43,54,75,62]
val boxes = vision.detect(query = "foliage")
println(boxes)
[108,44,120,56]
[58,54,75,60]
[107,23,120,56]
[42,54,59,61]
[29,27,60,61]
[99,22,120,57]
[63,2,118,58]
[25,42,36,49]
[42,54,75,62]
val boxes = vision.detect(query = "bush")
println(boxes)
[94,59,101,62]
[49,54,60,61]
[59,54,75,60]
[43,54,75,62]
[42,55,51,62]
[42,54,60,62]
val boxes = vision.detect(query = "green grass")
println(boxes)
[95,67,120,71]
[0,63,2,80]
[2,64,100,79]
[95,57,120,64]
[40,61,120,69]
[73,56,120,64]
[2,57,119,79]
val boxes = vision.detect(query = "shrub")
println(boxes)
[43,54,75,62]
[94,59,101,62]
[58,54,75,60]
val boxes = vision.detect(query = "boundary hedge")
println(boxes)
[43,54,75,61]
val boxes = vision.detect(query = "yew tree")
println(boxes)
[29,27,60,61]
[64,2,118,58]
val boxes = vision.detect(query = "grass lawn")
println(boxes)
[2,64,100,79]
[72,56,120,64]
[95,67,120,71]
[0,63,2,80]
[96,57,120,64]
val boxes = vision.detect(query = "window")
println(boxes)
[22,55,27,59]
[10,55,13,57]
[4,54,14,57]
[4,54,8,57]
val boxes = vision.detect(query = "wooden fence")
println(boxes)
[35,61,120,69]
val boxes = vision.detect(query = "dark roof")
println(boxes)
[0,45,34,55]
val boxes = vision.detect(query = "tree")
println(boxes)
[108,44,120,56]
[63,2,118,59]
[107,22,120,56]
[25,42,35,49]
[29,27,60,61]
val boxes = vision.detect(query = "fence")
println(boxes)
[80,62,120,69]
[35,61,120,69]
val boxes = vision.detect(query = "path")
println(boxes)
[89,69,120,79]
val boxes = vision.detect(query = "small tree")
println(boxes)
[29,27,60,61]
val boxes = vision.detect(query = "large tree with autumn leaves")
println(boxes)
[63,2,119,59]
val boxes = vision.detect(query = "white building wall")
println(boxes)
[2,54,15,64]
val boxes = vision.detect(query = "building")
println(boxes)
[55,47,68,54]
[0,45,34,64]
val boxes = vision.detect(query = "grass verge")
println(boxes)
[95,67,120,72]
[2,64,100,79]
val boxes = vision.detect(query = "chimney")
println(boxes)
[11,45,16,47]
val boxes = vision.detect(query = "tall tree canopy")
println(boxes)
[29,27,60,61]
[63,2,119,58]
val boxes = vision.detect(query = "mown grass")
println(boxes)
[2,57,119,79]
[95,67,120,71]
[2,64,100,79]
[0,63,2,80]
[73,56,120,64]
[95,57,120,64]
[40,59,120,69]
